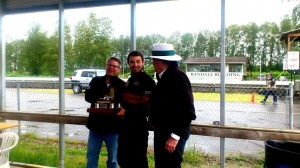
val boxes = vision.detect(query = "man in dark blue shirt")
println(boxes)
[85,56,125,168]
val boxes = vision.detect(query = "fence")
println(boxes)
[4,80,295,152]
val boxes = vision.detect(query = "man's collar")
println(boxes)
[158,68,167,79]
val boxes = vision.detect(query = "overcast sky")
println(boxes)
[3,0,300,41]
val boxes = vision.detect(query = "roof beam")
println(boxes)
[4,0,174,15]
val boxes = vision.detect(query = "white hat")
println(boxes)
[150,43,182,61]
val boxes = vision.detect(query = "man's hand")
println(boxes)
[116,107,125,117]
[165,137,178,153]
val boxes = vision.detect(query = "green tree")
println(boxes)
[226,24,243,56]
[112,35,130,75]
[137,34,166,67]
[136,35,153,57]
[22,24,48,75]
[167,31,182,57]
[267,23,282,70]
[207,31,220,57]
[73,13,113,69]
[194,31,208,57]
[280,15,294,33]
[148,34,166,45]
[289,5,300,52]
[6,39,25,73]
[63,22,75,72]
[258,22,281,72]
[242,22,259,73]
[43,33,59,76]
[292,4,300,29]
[179,33,194,60]
[35,20,73,76]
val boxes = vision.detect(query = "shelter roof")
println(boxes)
[4,0,173,14]
[183,57,247,64]
[280,29,300,42]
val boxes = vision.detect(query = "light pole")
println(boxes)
[260,54,262,81]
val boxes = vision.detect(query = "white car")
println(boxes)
[256,74,266,81]
[278,76,288,81]
[70,69,105,94]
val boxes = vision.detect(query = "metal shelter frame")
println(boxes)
[0,0,228,167]
[280,29,300,82]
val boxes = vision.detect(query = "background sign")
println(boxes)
[283,51,299,70]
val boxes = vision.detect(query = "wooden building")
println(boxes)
[183,57,248,81]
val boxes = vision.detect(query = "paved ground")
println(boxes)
[188,95,300,155]
[5,89,300,156]
[293,96,300,128]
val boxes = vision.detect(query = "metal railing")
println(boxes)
[1,80,299,167]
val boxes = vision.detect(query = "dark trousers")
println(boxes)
[263,90,277,102]
[117,121,149,168]
[154,128,190,168]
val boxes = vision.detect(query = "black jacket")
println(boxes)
[122,70,156,125]
[150,65,196,137]
[266,76,276,87]
[85,75,125,133]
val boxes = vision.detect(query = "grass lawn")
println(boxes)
[16,89,267,103]
[193,92,266,103]
[15,88,74,94]
[8,90,266,167]
[10,134,264,168]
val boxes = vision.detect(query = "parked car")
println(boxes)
[70,69,105,94]
[256,74,266,81]
[278,76,288,81]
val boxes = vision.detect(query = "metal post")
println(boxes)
[17,83,21,135]
[288,83,293,129]
[130,0,136,51]
[259,55,262,81]
[0,1,6,111]
[220,0,226,167]
[17,83,20,111]
[58,0,65,167]
[285,88,289,128]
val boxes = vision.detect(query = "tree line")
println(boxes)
[6,5,300,77]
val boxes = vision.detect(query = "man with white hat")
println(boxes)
[149,43,196,168]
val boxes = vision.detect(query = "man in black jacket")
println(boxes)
[260,72,277,105]
[85,56,125,168]
[117,51,156,168]
[149,43,196,168]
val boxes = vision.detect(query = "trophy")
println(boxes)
[87,87,120,115]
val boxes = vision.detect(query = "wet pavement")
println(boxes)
[293,96,300,129]
[4,89,300,156]
[186,95,300,155]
